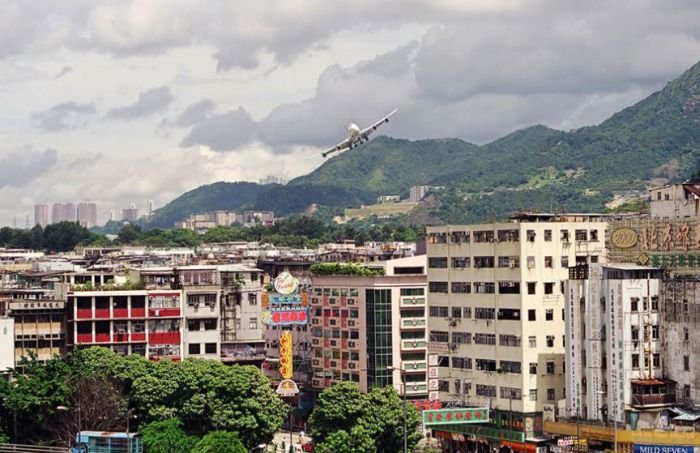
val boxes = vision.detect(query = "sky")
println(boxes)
[2,0,700,227]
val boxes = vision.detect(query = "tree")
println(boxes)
[43,222,92,252]
[192,431,247,453]
[308,382,365,444]
[141,418,198,453]
[358,386,422,453]
[118,224,142,243]
[315,425,376,453]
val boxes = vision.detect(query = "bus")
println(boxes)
[70,431,143,453]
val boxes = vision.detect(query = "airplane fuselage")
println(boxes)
[347,123,361,139]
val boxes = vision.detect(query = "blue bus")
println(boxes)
[70,431,143,453]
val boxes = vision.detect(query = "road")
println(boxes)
[270,430,309,452]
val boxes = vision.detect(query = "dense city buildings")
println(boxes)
[426,214,607,450]
[33,204,48,228]
[51,202,76,223]
[77,202,98,228]
[175,210,275,230]
[309,256,428,399]
[649,182,700,218]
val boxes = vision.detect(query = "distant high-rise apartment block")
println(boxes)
[77,203,98,228]
[409,185,430,202]
[147,200,154,217]
[109,210,116,222]
[259,175,288,185]
[122,206,139,222]
[34,204,48,228]
[51,203,76,224]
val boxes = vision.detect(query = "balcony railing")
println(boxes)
[631,393,676,408]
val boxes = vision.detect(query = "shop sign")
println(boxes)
[279,331,293,379]
[633,446,695,453]
[263,308,309,326]
[422,408,489,426]
[276,379,299,397]
[611,228,638,248]
[274,272,299,295]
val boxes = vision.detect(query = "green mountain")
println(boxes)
[151,60,700,227]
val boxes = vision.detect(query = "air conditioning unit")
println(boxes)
[448,320,457,327]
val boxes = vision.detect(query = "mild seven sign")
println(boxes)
[633,446,697,453]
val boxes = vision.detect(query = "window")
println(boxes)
[560,230,569,241]
[632,354,640,368]
[500,361,521,374]
[545,309,554,321]
[590,230,599,241]
[500,387,522,399]
[188,343,201,355]
[431,331,449,343]
[400,288,424,296]
[499,335,521,347]
[526,230,536,241]
[546,336,554,347]
[249,318,258,330]
[562,309,565,321]
[529,389,537,401]
[575,229,588,241]
[203,318,217,330]
[452,357,472,369]
[651,296,659,311]
[475,359,497,371]
[451,257,470,268]
[429,282,449,293]
[473,333,496,345]
[451,307,462,318]
[546,361,555,374]
[428,257,448,268]
[684,355,690,371]
[476,384,497,397]
[630,297,639,312]
[528,309,536,321]
[438,380,450,392]
[429,306,449,317]
[205,343,217,354]
[527,282,536,294]
[529,363,538,374]
[544,256,553,268]
[590,255,599,263]
[657,192,661,200]
[561,256,569,268]
[451,282,471,293]
[248,293,258,305]
[474,282,495,294]
[652,325,659,340]
[684,385,691,399]
[188,319,199,331]
[527,256,535,268]
[528,336,537,348]
[547,389,555,401]
[498,281,520,294]
[665,193,670,200]
[475,307,495,319]
[684,328,689,341]
[463,307,472,319]
[544,282,554,294]
[452,332,471,345]
[544,230,552,241]
[474,256,495,268]
[498,309,520,320]
[653,353,660,368]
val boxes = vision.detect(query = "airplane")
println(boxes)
[321,108,397,158]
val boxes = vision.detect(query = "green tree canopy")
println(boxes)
[141,418,198,453]
[192,431,247,453]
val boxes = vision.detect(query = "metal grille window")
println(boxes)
[544,230,552,241]
[429,306,449,317]
[473,333,496,345]
[474,307,495,319]
[450,231,470,243]
[497,229,519,242]
[429,282,449,293]
[438,380,450,392]
[500,387,522,399]
[499,335,521,347]
[451,257,470,268]
[451,282,471,293]
[547,389,556,401]
[463,307,472,319]
[476,384,497,397]
[546,361,555,374]
[428,257,448,268]
[475,359,497,371]
[529,363,537,374]
[498,281,520,294]
[451,307,462,318]
[452,357,472,369]
[452,332,471,344]
[529,389,538,401]
[474,256,495,268]
[561,256,569,268]
[499,361,521,374]
[528,336,536,348]
[473,282,495,294]
[430,331,449,343]
[473,231,494,243]
[544,256,553,268]
[575,229,588,241]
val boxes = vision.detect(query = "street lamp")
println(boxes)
[57,405,82,447]
[387,366,408,453]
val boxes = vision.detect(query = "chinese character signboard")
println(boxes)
[263,272,309,326]
[422,408,489,426]
[279,331,293,379]
[608,218,700,267]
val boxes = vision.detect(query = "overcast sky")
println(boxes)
[2,0,700,227]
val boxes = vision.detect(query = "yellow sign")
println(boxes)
[279,331,293,379]
[276,379,299,397]
[610,227,638,249]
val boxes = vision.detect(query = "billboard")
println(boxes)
[279,331,293,379]
[262,272,309,326]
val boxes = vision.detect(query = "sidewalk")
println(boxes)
[271,431,309,452]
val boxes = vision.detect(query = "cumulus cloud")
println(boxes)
[107,86,174,120]
[30,102,96,131]
[0,148,58,188]
[180,107,256,151]
[174,99,216,127]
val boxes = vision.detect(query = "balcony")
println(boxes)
[401,339,427,350]
[76,333,93,343]
[148,307,181,318]
[402,360,427,372]
[131,308,146,318]
[148,332,181,345]
[131,332,146,342]
[403,383,428,395]
[94,333,111,343]
[400,297,425,307]
[401,318,426,329]
[112,332,130,343]
[630,379,677,408]
[112,308,129,318]
[76,309,92,319]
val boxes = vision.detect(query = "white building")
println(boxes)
[0,317,15,371]
[409,185,430,203]
[565,264,668,429]
[426,214,607,442]
[649,182,700,218]
[77,202,98,228]
[34,204,48,228]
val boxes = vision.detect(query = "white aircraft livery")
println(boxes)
[321,108,397,158]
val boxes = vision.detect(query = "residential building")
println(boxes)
[34,204,48,228]
[179,266,221,360]
[649,182,700,218]
[51,203,76,223]
[121,205,139,222]
[377,195,400,204]
[67,289,183,360]
[0,316,14,371]
[309,256,428,398]
[426,214,607,450]
[77,202,98,228]
[409,185,430,203]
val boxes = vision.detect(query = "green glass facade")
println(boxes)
[366,288,393,389]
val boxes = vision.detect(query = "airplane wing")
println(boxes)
[321,137,352,158]
[359,108,398,137]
